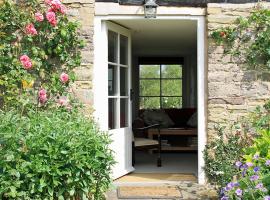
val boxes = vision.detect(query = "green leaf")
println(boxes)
[58,195,64,200]
[69,188,75,196]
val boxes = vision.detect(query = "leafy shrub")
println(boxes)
[0,109,114,200]
[221,129,270,200]
[204,100,270,190]
[203,126,250,189]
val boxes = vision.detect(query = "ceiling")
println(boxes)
[112,19,197,56]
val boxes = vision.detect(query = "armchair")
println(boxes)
[132,120,161,167]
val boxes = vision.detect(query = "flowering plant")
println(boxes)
[203,126,251,188]
[211,6,270,71]
[0,0,84,110]
[221,130,270,200]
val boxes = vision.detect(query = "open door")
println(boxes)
[106,22,134,179]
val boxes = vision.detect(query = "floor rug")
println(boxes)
[116,173,197,182]
[117,186,182,199]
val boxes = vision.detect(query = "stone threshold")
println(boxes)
[106,181,218,200]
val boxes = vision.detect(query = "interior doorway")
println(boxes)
[114,19,197,176]
[93,16,206,184]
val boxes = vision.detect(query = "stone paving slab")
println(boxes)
[105,181,218,200]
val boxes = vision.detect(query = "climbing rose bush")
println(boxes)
[0,0,84,110]
[0,1,115,199]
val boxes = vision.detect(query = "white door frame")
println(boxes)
[93,15,207,184]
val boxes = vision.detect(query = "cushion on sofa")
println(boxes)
[187,112,197,127]
[142,109,174,128]
[139,108,196,128]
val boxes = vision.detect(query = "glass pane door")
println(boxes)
[108,30,129,130]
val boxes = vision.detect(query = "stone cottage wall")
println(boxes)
[64,0,95,114]
[207,3,270,140]
[62,0,270,134]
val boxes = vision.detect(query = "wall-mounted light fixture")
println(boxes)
[144,0,158,18]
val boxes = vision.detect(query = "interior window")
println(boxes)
[139,64,182,109]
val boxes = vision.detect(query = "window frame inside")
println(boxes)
[138,57,184,109]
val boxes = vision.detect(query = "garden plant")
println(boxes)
[208,4,270,199]
[0,0,114,199]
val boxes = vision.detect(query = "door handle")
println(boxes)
[130,89,134,101]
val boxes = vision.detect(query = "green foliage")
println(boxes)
[221,129,270,200]
[211,6,270,71]
[0,0,83,110]
[204,101,270,190]
[244,130,270,165]
[203,126,250,188]
[0,109,114,200]
[249,100,270,131]
[0,1,114,199]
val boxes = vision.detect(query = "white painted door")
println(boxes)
[106,22,134,179]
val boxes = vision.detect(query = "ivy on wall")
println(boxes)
[211,6,270,72]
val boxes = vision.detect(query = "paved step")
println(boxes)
[106,181,218,200]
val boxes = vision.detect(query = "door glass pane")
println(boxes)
[139,97,160,109]
[162,97,182,109]
[140,65,160,78]
[162,79,182,96]
[120,67,128,96]
[140,80,160,96]
[161,65,182,78]
[120,98,128,128]
[108,65,117,96]
[108,30,117,63]
[108,98,117,129]
[120,35,128,65]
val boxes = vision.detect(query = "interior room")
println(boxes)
[112,19,198,176]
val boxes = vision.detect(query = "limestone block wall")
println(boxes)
[64,0,95,114]
[207,3,270,140]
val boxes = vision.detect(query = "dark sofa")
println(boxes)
[138,108,197,129]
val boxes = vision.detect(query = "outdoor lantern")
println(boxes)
[144,0,158,18]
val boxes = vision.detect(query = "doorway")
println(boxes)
[93,16,206,184]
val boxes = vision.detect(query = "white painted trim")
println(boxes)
[93,15,207,184]
[197,16,207,185]
[95,2,206,16]
[93,18,108,131]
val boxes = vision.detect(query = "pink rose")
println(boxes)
[50,19,57,26]
[58,96,68,106]
[59,4,66,14]
[45,0,66,14]
[51,0,62,10]
[46,11,57,26]
[38,89,47,103]
[60,72,69,83]
[20,55,30,63]
[48,7,54,12]
[23,61,32,69]
[20,55,33,70]
[25,23,37,35]
[35,12,44,22]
